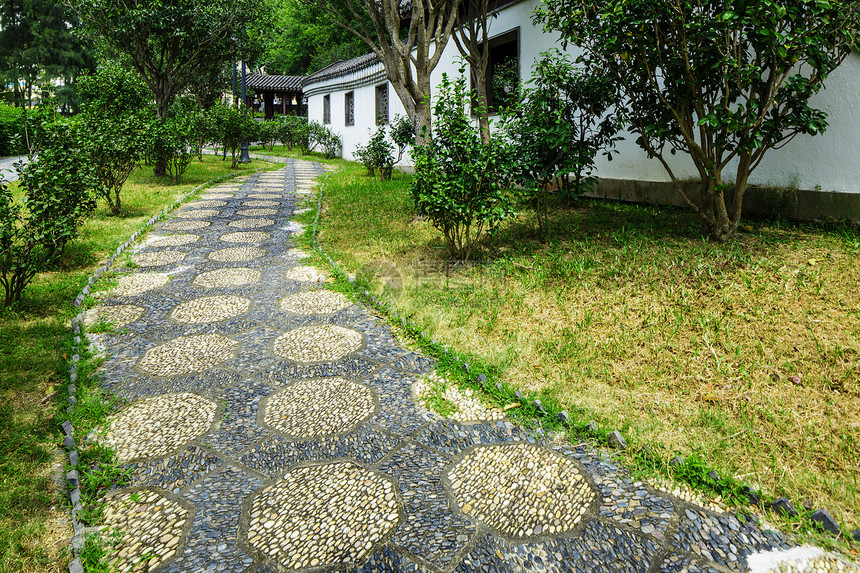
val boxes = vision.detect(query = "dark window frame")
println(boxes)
[375,83,389,125]
[322,94,331,124]
[345,91,355,126]
[472,27,520,115]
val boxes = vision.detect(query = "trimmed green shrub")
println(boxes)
[355,126,394,179]
[308,121,341,159]
[501,50,621,240]
[258,120,280,151]
[206,103,257,168]
[78,63,152,214]
[0,116,98,305]
[411,70,515,260]
[0,104,25,157]
[355,115,413,180]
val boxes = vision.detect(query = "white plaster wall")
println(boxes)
[306,65,408,161]
[306,0,860,193]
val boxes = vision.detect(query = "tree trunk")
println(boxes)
[154,96,170,177]
[474,71,491,145]
[413,100,432,146]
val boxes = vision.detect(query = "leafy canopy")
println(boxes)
[70,0,270,118]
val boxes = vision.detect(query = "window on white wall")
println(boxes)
[323,94,331,124]
[345,91,355,126]
[375,83,389,125]
[485,28,520,113]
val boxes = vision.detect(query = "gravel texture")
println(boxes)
[101,393,218,462]
[273,324,362,362]
[84,304,145,328]
[102,490,190,572]
[170,295,252,323]
[161,220,210,231]
[110,273,170,296]
[447,442,594,538]
[262,378,376,438]
[208,246,266,262]
[227,218,274,229]
[132,250,187,267]
[176,208,220,219]
[219,231,271,243]
[279,290,352,315]
[193,268,262,288]
[146,234,201,247]
[284,265,331,282]
[136,334,239,377]
[245,462,400,569]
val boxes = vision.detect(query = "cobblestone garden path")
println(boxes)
[86,160,856,573]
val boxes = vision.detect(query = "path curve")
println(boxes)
[86,160,856,573]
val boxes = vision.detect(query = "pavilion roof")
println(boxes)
[303,53,381,86]
[245,74,304,92]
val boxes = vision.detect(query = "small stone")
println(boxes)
[556,411,572,427]
[669,456,684,467]
[707,471,720,483]
[852,528,860,542]
[495,383,503,391]
[585,421,598,433]
[476,374,487,385]
[810,508,840,534]
[770,497,798,517]
[532,399,547,415]
[741,486,760,506]
[515,390,524,401]
[607,430,627,450]
[462,362,470,373]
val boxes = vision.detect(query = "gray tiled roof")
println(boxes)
[246,74,304,92]
[303,53,381,86]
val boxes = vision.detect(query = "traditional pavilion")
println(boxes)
[244,74,304,119]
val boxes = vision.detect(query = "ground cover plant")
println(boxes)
[300,155,860,549]
[0,155,270,572]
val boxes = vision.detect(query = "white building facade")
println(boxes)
[302,0,860,219]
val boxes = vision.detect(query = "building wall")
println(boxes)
[306,0,860,201]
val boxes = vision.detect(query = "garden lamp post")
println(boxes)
[239,25,251,164]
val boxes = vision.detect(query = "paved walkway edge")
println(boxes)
[60,165,277,573]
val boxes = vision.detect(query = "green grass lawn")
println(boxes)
[0,156,272,572]
[272,148,859,551]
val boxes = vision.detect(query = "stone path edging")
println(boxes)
[61,165,276,573]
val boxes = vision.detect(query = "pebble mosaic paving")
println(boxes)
[146,234,201,247]
[85,160,851,573]
[220,231,271,243]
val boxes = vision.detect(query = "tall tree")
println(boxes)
[70,0,270,173]
[263,0,366,76]
[0,0,95,109]
[537,0,860,240]
[305,0,462,139]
